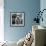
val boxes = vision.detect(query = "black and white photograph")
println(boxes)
[10,12,25,27]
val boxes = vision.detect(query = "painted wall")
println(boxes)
[40,0,46,26]
[40,0,46,45]
[40,0,46,27]
[4,0,40,42]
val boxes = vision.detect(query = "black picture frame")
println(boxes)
[10,12,25,27]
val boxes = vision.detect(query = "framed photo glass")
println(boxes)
[10,12,25,27]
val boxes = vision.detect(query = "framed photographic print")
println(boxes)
[10,12,25,27]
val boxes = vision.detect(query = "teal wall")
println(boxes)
[40,0,46,44]
[40,0,46,27]
[4,0,40,42]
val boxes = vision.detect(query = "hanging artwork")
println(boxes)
[10,12,25,27]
